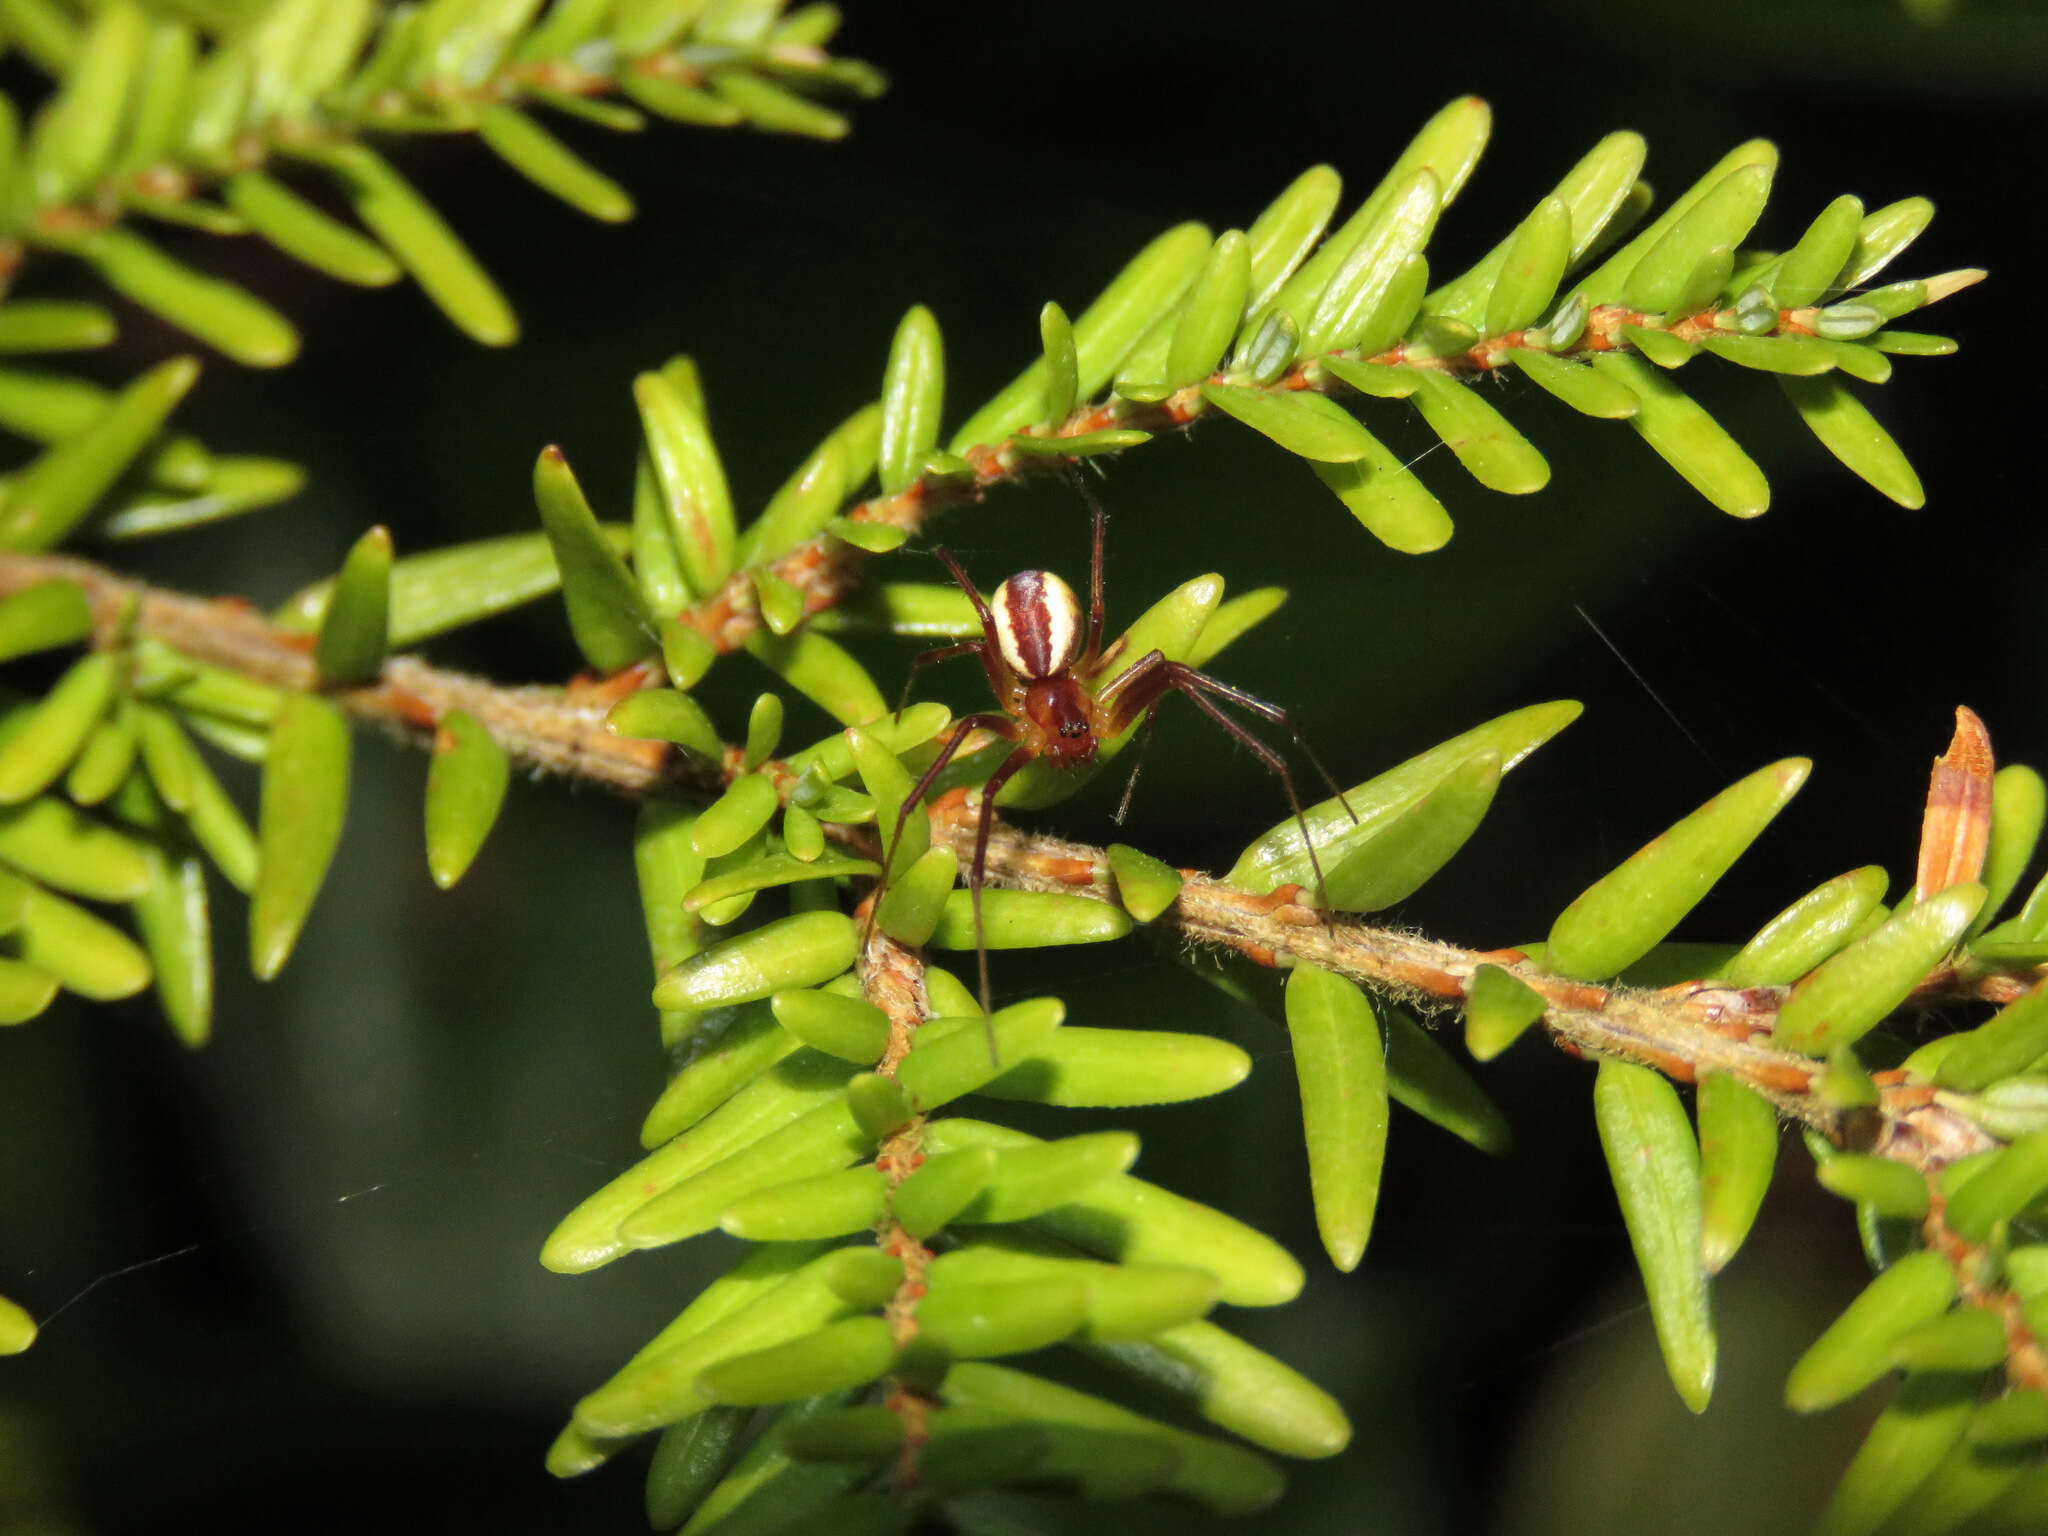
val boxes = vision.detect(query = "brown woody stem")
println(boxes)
[854,904,937,1491]
[0,551,720,798]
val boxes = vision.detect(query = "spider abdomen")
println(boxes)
[990,570,1082,681]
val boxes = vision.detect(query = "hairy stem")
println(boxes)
[855,904,938,1489]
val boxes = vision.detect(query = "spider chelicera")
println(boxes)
[884,480,1354,1018]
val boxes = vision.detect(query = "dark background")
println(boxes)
[3,1,2046,1531]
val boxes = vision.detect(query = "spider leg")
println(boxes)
[896,641,983,719]
[1093,645,1169,722]
[1100,652,1344,907]
[968,743,1037,1062]
[886,712,1017,880]
[1114,702,1162,825]
[1058,460,1110,665]
[863,712,1017,967]
[1153,664,1358,825]
[931,545,1013,701]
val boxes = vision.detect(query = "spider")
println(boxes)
[883,477,1355,1022]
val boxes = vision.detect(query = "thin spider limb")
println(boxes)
[865,706,1015,1052]
[1096,649,1351,904]
[674,295,1860,656]
[5,548,2032,1185]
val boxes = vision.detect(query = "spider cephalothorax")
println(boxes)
[884,485,1353,1025]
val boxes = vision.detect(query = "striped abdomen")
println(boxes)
[990,570,1084,681]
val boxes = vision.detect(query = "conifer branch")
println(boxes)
[0,548,719,794]
[0,0,881,356]
[675,285,1977,657]
[5,542,2026,1185]
[916,791,2017,1157]
[0,84,2023,1523]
